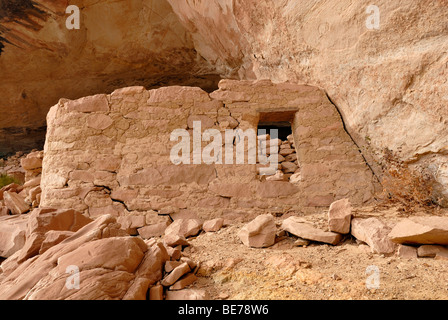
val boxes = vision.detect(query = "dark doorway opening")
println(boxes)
[257,121,292,141]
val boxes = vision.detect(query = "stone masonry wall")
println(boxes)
[40,80,379,224]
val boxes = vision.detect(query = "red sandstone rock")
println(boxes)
[138,221,171,239]
[417,245,448,258]
[397,245,418,259]
[164,234,190,247]
[149,285,164,300]
[0,215,28,258]
[351,218,395,254]
[282,216,342,245]
[3,191,29,215]
[161,262,191,286]
[164,219,203,238]
[0,215,169,300]
[388,217,448,245]
[238,214,276,248]
[39,230,74,254]
[169,273,197,290]
[328,198,352,234]
[202,218,224,232]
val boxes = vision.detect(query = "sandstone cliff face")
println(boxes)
[167,0,448,202]
[0,0,218,156]
[2,1,448,200]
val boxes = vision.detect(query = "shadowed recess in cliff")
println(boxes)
[0,0,49,54]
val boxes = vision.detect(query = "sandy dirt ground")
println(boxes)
[182,205,448,300]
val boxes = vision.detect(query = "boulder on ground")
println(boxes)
[397,245,418,259]
[417,245,448,258]
[328,198,352,234]
[388,217,448,245]
[238,214,276,248]
[202,218,224,232]
[164,219,203,238]
[351,218,396,254]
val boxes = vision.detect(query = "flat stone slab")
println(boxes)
[281,216,342,245]
[388,217,448,245]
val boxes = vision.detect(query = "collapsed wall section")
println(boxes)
[41,80,378,222]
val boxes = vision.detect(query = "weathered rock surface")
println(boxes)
[168,0,448,203]
[281,216,342,245]
[238,214,276,248]
[0,215,28,258]
[0,214,170,300]
[388,217,448,245]
[328,199,352,234]
[351,218,395,254]
[0,0,218,156]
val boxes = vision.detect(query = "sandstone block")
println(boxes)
[328,198,352,234]
[161,262,191,287]
[164,219,203,238]
[170,273,197,290]
[281,161,298,173]
[20,157,42,171]
[165,261,183,273]
[3,191,29,215]
[149,285,164,300]
[397,245,418,259]
[435,252,448,261]
[417,245,448,258]
[285,153,297,162]
[256,181,299,198]
[388,217,448,245]
[164,234,190,247]
[65,94,109,113]
[281,216,342,245]
[0,215,27,258]
[238,214,276,248]
[279,148,295,156]
[202,218,224,232]
[86,113,114,130]
[351,218,395,254]
[138,221,171,239]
